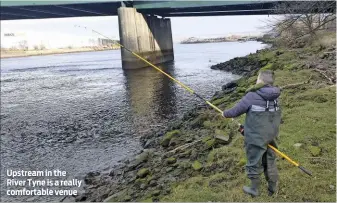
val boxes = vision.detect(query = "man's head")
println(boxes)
[256,70,275,85]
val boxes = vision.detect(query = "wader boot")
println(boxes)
[267,181,277,196]
[243,178,260,197]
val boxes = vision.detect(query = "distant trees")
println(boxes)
[39,44,46,50]
[18,40,28,51]
[267,1,336,47]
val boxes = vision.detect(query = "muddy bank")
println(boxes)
[66,48,269,202]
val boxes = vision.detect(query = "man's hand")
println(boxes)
[222,111,227,118]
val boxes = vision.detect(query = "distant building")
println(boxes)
[98,38,119,47]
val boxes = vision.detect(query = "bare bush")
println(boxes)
[18,40,28,51]
[267,1,336,47]
[39,44,46,50]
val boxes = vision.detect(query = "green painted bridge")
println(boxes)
[1,1,335,20]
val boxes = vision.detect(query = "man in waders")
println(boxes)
[223,70,281,197]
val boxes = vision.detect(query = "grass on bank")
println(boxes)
[159,34,336,202]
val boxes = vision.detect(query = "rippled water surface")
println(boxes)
[0,41,266,201]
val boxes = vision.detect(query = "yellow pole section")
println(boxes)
[268,144,300,167]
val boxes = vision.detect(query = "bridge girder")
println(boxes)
[0,1,335,20]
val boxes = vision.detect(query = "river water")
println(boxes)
[0,41,266,201]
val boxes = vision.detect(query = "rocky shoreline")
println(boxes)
[180,37,260,44]
[64,47,273,202]
[68,35,336,202]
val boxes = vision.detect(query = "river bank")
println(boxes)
[2,42,267,202]
[74,33,335,201]
[0,47,119,59]
[180,36,259,44]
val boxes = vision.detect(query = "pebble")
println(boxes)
[293,143,303,148]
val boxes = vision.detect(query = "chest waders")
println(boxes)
[243,98,281,196]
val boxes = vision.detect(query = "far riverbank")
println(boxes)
[0,47,120,59]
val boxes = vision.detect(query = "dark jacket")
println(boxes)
[223,85,281,118]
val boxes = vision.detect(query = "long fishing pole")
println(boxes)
[75,25,312,176]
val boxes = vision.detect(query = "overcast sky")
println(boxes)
[1,15,272,48]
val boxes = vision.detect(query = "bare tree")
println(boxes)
[18,40,28,51]
[267,1,336,46]
[39,44,46,50]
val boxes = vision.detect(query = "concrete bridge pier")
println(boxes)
[118,7,174,69]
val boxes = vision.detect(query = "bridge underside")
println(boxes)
[0,1,287,20]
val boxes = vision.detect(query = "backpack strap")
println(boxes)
[274,100,279,111]
[265,100,270,111]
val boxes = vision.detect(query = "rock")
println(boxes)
[75,193,87,201]
[223,87,237,94]
[169,138,179,147]
[308,146,321,156]
[214,129,231,144]
[127,161,142,171]
[160,130,181,147]
[84,171,100,185]
[123,195,132,201]
[134,151,151,164]
[116,170,123,176]
[238,157,247,166]
[168,120,183,130]
[178,161,191,169]
[149,180,157,187]
[178,149,192,158]
[172,168,183,176]
[135,178,147,187]
[205,139,215,149]
[202,135,213,143]
[104,189,131,202]
[166,157,177,164]
[140,183,147,190]
[275,50,284,55]
[329,185,335,190]
[172,163,179,168]
[108,170,114,177]
[293,143,303,148]
[190,149,198,160]
[137,168,150,178]
[210,54,263,76]
[215,135,230,145]
[151,190,161,197]
[166,167,174,173]
[243,66,252,71]
[144,139,154,148]
[203,120,213,129]
[192,161,203,171]
[190,115,208,129]
[222,81,238,90]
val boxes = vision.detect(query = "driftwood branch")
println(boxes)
[280,75,312,90]
[280,81,308,90]
[313,68,335,84]
[164,139,202,155]
[305,157,336,162]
